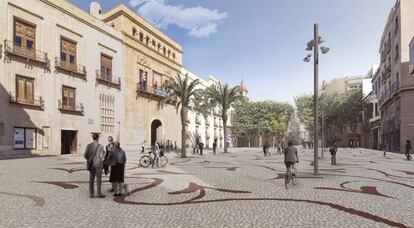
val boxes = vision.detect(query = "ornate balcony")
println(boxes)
[9,91,44,110]
[136,83,167,100]
[4,40,50,71]
[96,70,121,88]
[58,99,84,115]
[55,57,87,78]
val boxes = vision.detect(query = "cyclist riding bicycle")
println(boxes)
[284,141,299,176]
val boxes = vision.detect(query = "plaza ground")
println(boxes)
[0,147,413,228]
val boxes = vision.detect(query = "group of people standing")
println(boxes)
[263,142,285,156]
[84,134,127,198]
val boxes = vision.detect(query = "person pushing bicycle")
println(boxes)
[284,141,299,176]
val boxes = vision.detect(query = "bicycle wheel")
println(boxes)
[160,156,168,167]
[139,155,152,168]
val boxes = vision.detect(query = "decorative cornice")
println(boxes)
[8,2,44,20]
[98,43,117,53]
[56,23,83,38]
[102,7,182,54]
[38,0,123,43]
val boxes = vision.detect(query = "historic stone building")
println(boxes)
[0,0,124,158]
[373,0,414,153]
[97,4,183,152]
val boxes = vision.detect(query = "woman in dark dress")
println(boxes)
[109,141,126,196]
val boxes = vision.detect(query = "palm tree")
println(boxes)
[159,73,200,158]
[205,83,245,153]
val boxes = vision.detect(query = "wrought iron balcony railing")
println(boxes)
[58,99,84,114]
[136,83,167,99]
[4,39,49,63]
[55,57,87,77]
[96,70,121,87]
[9,91,44,109]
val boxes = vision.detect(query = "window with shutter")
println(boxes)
[16,76,34,104]
[62,86,76,110]
[101,54,112,81]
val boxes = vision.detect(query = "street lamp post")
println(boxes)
[303,23,330,175]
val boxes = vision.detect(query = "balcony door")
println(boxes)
[62,86,76,110]
[101,54,112,81]
[14,19,36,58]
[16,75,34,104]
[60,38,77,69]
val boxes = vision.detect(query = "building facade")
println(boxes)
[0,1,242,158]
[98,4,183,152]
[0,0,124,157]
[183,69,227,150]
[373,0,414,153]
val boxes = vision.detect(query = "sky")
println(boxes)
[70,0,396,102]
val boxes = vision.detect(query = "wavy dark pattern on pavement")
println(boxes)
[0,192,45,206]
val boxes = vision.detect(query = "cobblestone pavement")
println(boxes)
[0,147,413,228]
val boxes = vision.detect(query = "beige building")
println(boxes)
[372,0,414,152]
[320,76,363,95]
[98,4,183,151]
[0,0,124,158]
[0,1,240,158]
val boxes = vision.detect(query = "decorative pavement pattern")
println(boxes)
[0,147,413,227]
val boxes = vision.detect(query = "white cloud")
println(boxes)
[128,0,228,38]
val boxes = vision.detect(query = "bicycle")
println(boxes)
[285,162,298,189]
[139,150,168,168]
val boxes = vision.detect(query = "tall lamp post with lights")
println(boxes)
[303,23,330,175]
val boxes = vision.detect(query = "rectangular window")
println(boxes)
[153,71,163,89]
[14,127,36,149]
[395,45,399,60]
[139,69,148,89]
[42,126,50,148]
[14,19,36,53]
[62,86,76,110]
[60,38,77,67]
[16,75,34,104]
[101,54,113,81]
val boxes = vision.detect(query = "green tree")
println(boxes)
[294,94,314,136]
[233,101,255,147]
[205,83,245,153]
[159,74,201,158]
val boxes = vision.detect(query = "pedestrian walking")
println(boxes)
[382,142,388,157]
[84,133,106,198]
[108,141,126,196]
[174,141,177,151]
[405,140,412,160]
[199,142,204,155]
[329,141,338,165]
[213,141,217,155]
[103,136,114,176]
[277,143,282,155]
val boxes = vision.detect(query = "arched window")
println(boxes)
[146,36,150,45]
[157,43,161,52]
[163,47,166,55]
[167,50,171,57]
[152,40,156,48]
[139,32,144,43]
[172,53,176,61]
[132,27,137,36]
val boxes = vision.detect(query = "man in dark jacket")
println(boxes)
[103,136,114,175]
[84,133,106,198]
[405,140,412,160]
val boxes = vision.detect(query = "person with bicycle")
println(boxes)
[284,141,299,178]
[152,142,161,168]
